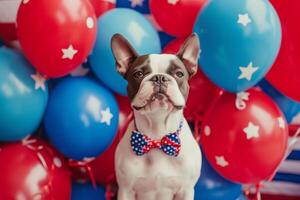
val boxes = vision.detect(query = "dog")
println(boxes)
[111,33,202,200]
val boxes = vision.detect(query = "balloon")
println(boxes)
[17,0,97,77]
[0,139,71,199]
[259,79,300,123]
[44,77,119,160]
[0,0,20,42]
[117,0,150,14]
[89,8,161,95]
[0,47,48,141]
[89,0,115,18]
[201,89,288,184]
[194,0,282,92]
[266,1,300,102]
[71,183,105,200]
[150,0,207,37]
[162,38,222,120]
[195,152,242,200]
[71,95,132,184]
[158,31,176,50]
[91,95,131,184]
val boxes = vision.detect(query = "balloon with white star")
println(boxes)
[44,77,119,160]
[0,47,48,141]
[89,8,161,95]
[194,0,282,92]
[201,88,288,184]
[17,0,97,77]
[116,0,150,14]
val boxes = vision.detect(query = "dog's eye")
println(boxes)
[176,71,184,78]
[133,71,144,79]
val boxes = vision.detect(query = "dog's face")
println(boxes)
[111,34,200,113]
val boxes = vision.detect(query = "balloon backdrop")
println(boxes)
[194,0,282,92]
[0,48,48,141]
[266,1,300,102]
[150,0,208,37]
[89,8,161,95]
[71,183,105,200]
[44,77,119,160]
[0,139,71,199]
[201,89,288,184]
[162,38,222,120]
[259,79,300,123]
[89,0,115,18]
[195,152,243,200]
[17,0,97,77]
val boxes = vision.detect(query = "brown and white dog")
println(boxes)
[111,33,202,200]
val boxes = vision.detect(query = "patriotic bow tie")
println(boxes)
[130,121,183,157]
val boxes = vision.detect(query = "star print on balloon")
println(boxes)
[31,73,47,91]
[62,45,78,60]
[194,0,281,92]
[243,122,260,140]
[215,156,229,167]
[235,91,250,110]
[129,0,144,7]
[237,13,251,27]
[238,62,259,81]
[201,89,288,184]
[100,108,113,126]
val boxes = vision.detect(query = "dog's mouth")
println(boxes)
[132,92,184,111]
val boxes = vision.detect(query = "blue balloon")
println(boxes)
[89,8,161,95]
[44,77,119,160]
[195,153,242,200]
[158,31,176,49]
[116,0,150,14]
[0,41,3,47]
[71,183,105,200]
[194,0,282,92]
[0,47,48,141]
[259,79,300,123]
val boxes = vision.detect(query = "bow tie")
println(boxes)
[130,121,183,157]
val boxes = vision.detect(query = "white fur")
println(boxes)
[115,54,202,200]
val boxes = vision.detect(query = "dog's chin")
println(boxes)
[132,93,184,113]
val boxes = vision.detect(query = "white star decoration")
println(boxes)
[238,13,252,27]
[31,73,46,91]
[215,156,229,167]
[129,0,143,7]
[62,45,78,60]
[238,62,259,81]
[243,122,260,140]
[70,65,90,77]
[278,117,285,129]
[168,0,179,5]
[100,107,113,126]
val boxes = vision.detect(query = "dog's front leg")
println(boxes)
[118,186,136,200]
[173,188,194,200]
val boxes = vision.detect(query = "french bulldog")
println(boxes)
[111,33,202,200]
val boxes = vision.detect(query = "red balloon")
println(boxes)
[0,138,71,199]
[149,0,208,37]
[71,95,132,184]
[201,89,288,184]
[17,0,97,78]
[89,0,115,18]
[266,1,300,102]
[163,38,222,121]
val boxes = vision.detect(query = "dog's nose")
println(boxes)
[150,75,169,84]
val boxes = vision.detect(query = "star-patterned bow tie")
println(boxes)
[130,121,183,157]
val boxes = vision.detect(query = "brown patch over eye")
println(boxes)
[133,71,144,79]
[176,71,184,78]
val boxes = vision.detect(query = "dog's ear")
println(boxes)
[177,33,200,78]
[111,34,138,76]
